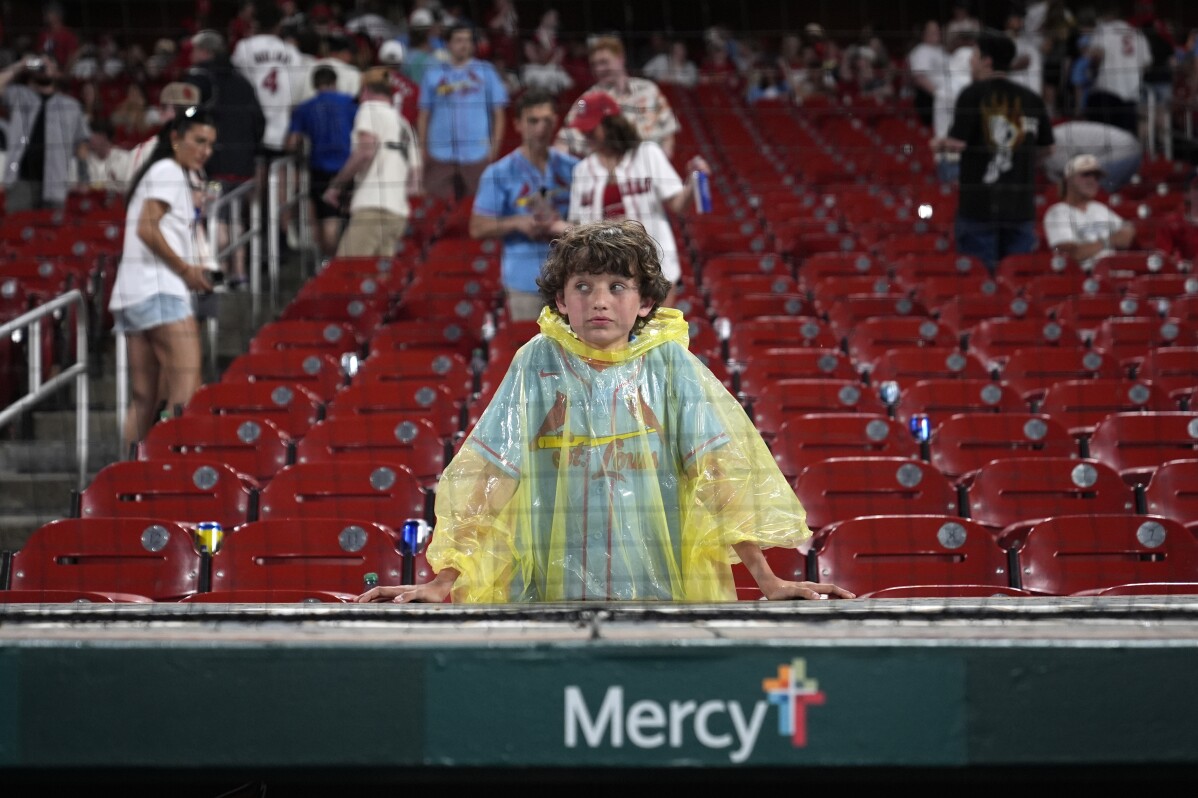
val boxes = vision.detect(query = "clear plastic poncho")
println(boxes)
[428,306,811,602]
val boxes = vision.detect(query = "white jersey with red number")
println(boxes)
[1091,20,1151,102]
[231,33,305,150]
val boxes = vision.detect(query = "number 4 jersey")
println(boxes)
[231,33,306,150]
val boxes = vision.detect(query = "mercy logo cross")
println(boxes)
[763,658,826,747]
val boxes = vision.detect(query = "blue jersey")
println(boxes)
[472,149,578,293]
[288,90,358,174]
[419,58,509,163]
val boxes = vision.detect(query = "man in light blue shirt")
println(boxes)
[470,89,577,320]
[417,23,508,201]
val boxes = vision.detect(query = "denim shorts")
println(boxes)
[112,293,194,333]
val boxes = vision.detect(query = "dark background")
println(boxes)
[5,0,1198,56]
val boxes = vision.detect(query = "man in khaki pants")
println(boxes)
[322,67,421,257]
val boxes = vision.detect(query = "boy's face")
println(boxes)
[556,272,653,352]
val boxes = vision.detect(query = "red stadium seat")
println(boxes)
[182,381,324,439]
[1086,411,1198,485]
[139,416,292,486]
[725,316,838,361]
[807,514,1013,597]
[858,585,1033,598]
[1000,514,1198,596]
[0,589,155,603]
[1000,346,1124,403]
[967,318,1085,370]
[934,294,1040,339]
[257,461,427,528]
[770,414,918,482]
[368,319,485,359]
[1090,316,1198,368]
[277,293,389,342]
[791,456,959,531]
[179,589,356,603]
[751,379,883,439]
[893,378,1027,428]
[294,415,446,488]
[354,350,474,397]
[323,380,463,440]
[1048,294,1149,335]
[207,519,410,594]
[845,317,957,368]
[734,348,856,401]
[1036,378,1175,436]
[78,460,256,528]
[9,518,203,600]
[249,320,363,355]
[221,351,346,402]
[1142,458,1198,528]
[700,253,792,285]
[1134,347,1198,399]
[965,457,1134,531]
[929,412,1077,485]
[865,346,990,385]
[826,294,932,341]
[709,292,812,323]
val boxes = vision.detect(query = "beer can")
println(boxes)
[909,414,931,444]
[401,518,430,555]
[693,171,713,214]
[195,521,224,553]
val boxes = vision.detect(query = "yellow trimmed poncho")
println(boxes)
[428,307,810,602]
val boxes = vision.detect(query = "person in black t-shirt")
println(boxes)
[931,30,1054,275]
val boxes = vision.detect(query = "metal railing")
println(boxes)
[206,175,263,317]
[0,290,90,489]
[267,153,312,312]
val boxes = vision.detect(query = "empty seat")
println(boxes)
[139,416,292,486]
[826,294,931,341]
[865,346,990,385]
[78,459,257,528]
[1086,411,1198,485]
[792,456,960,531]
[249,319,363,355]
[182,381,324,439]
[1036,378,1174,436]
[0,589,155,603]
[221,351,346,402]
[354,350,474,397]
[734,348,855,401]
[9,518,203,600]
[967,319,1084,370]
[751,379,883,440]
[179,589,356,603]
[725,317,838,361]
[929,412,1077,485]
[935,294,1039,339]
[1142,458,1198,527]
[207,518,409,594]
[323,380,463,439]
[845,317,957,368]
[893,378,1026,428]
[1001,514,1197,596]
[258,461,427,527]
[1000,346,1124,403]
[294,415,446,488]
[965,457,1134,531]
[1090,316,1198,368]
[1135,346,1198,399]
[771,414,918,482]
[808,514,1013,597]
[368,319,484,359]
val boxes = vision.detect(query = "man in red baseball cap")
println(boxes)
[567,90,621,134]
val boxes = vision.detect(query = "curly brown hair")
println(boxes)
[536,220,672,334]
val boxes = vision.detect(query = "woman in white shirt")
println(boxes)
[109,107,216,452]
[565,90,709,307]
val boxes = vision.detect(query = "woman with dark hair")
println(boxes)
[109,107,216,452]
[564,90,710,306]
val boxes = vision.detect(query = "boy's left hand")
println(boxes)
[765,580,856,601]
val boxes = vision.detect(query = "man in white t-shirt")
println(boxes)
[932,27,977,183]
[322,67,421,257]
[1043,153,1137,269]
[294,33,361,105]
[906,20,946,130]
[79,116,132,193]
[1084,2,1152,137]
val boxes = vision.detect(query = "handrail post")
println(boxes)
[267,159,280,316]
[115,330,128,460]
[75,296,89,488]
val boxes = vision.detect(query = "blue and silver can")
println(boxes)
[909,414,931,444]
[195,521,224,553]
[400,518,430,555]
[693,171,713,214]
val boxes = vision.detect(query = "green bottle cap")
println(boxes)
[363,572,379,585]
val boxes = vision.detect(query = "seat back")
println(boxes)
[771,414,918,482]
[295,415,446,486]
[893,378,1026,428]
[249,319,362,355]
[221,351,346,402]
[792,456,960,530]
[1135,346,1198,397]
[140,416,292,485]
[967,318,1085,369]
[324,380,463,439]
[808,514,1011,596]
[751,379,883,438]
[258,461,427,527]
[209,519,407,594]
[1087,411,1198,485]
[9,518,203,600]
[734,348,855,400]
[1006,514,1198,596]
[966,457,1134,531]
[1036,378,1174,436]
[182,381,324,439]
[930,412,1077,483]
[865,346,990,385]
[845,317,957,366]
[999,346,1123,402]
[79,460,256,528]
[1143,458,1198,526]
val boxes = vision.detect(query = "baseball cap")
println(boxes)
[1065,153,1106,178]
[379,39,405,64]
[410,8,435,27]
[568,91,621,133]
[159,81,201,107]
